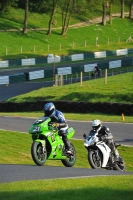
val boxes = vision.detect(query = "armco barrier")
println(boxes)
[0,101,133,116]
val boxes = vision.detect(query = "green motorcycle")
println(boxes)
[29,116,76,167]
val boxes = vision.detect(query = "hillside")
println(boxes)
[0,2,133,60]
[7,72,133,104]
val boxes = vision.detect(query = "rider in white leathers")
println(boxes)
[91,119,121,162]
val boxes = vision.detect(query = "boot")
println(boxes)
[113,149,122,162]
[63,136,72,154]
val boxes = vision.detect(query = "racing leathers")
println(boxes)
[96,125,120,160]
[47,109,71,152]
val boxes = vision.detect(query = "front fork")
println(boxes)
[95,149,100,159]
[35,139,46,153]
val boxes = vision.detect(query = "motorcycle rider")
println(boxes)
[92,66,101,77]
[43,102,72,154]
[91,119,121,162]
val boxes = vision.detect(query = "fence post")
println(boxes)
[55,74,58,86]
[85,40,86,47]
[76,73,78,82]
[60,74,63,86]
[105,69,107,84]
[80,71,82,86]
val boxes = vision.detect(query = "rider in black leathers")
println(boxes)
[91,119,121,162]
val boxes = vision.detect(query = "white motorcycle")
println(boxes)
[83,130,125,171]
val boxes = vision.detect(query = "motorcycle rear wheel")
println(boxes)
[113,157,125,171]
[31,141,47,166]
[61,143,76,167]
[88,150,102,169]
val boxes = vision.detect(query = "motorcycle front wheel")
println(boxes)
[31,141,47,166]
[61,143,76,167]
[88,150,102,169]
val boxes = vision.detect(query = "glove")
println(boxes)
[51,123,59,127]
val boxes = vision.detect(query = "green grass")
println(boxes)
[7,72,133,104]
[0,6,133,60]
[0,111,133,123]
[1,18,133,59]
[0,176,133,200]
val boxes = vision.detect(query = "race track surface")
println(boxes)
[0,164,132,183]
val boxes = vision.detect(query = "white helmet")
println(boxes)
[92,119,101,131]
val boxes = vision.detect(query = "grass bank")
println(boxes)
[0,6,133,59]
[0,176,133,200]
[0,112,133,123]
[7,72,133,104]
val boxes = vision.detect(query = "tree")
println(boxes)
[120,0,124,18]
[0,0,13,12]
[129,1,133,19]
[60,0,76,36]
[109,0,115,24]
[47,0,58,36]
[23,0,29,34]
[102,1,109,25]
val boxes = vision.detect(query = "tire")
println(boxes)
[113,157,126,171]
[88,150,102,169]
[61,143,76,167]
[31,141,47,166]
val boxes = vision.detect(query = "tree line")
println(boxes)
[0,0,133,35]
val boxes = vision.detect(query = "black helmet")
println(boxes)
[92,119,101,131]
[44,102,55,117]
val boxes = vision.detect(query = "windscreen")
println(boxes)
[33,116,49,125]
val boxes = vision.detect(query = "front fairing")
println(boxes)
[84,130,98,147]
[67,127,75,139]
[29,116,51,134]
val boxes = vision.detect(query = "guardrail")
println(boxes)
[0,55,133,85]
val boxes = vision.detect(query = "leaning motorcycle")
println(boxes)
[83,130,125,171]
[29,116,76,167]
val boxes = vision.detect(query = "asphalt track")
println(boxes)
[0,81,53,101]
[0,164,132,183]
